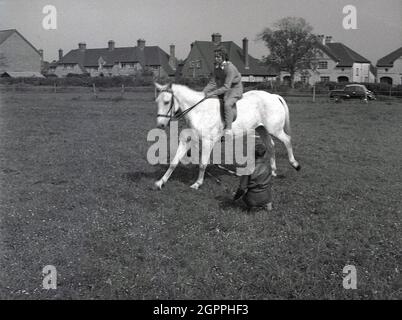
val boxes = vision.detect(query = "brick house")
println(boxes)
[0,29,43,77]
[376,47,402,85]
[51,39,176,78]
[280,35,376,85]
[180,33,277,82]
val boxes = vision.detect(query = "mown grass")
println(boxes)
[0,90,401,299]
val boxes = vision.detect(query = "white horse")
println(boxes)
[153,82,300,190]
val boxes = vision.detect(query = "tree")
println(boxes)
[258,17,317,88]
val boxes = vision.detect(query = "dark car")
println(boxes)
[329,84,376,101]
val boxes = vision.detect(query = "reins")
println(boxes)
[175,96,208,121]
[157,89,208,122]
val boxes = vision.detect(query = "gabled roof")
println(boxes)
[0,29,15,45]
[1,71,44,78]
[192,41,276,76]
[0,29,41,55]
[377,47,402,67]
[316,42,370,67]
[58,45,174,74]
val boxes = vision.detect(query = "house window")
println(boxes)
[318,61,328,69]
[356,68,359,76]
[189,60,202,69]
[301,75,308,83]
[121,62,135,68]
[320,76,330,82]
[385,68,388,72]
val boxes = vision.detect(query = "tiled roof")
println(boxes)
[377,47,402,67]
[1,71,44,78]
[192,41,276,76]
[316,42,370,67]
[58,45,174,74]
[0,29,41,55]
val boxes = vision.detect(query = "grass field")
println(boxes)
[0,88,401,299]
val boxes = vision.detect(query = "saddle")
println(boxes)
[218,97,238,123]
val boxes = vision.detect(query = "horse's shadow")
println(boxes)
[123,164,257,214]
[123,163,239,185]
[123,164,202,185]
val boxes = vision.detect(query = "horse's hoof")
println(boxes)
[154,180,163,190]
[291,162,301,171]
[190,182,200,190]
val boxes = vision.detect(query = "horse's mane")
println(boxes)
[172,84,205,100]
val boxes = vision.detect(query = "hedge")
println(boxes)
[1,75,401,97]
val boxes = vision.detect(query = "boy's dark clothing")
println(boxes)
[236,158,272,207]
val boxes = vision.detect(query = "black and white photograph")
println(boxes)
[0,0,401,304]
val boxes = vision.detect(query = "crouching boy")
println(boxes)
[233,143,273,211]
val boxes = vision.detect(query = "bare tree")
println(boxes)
[258,17,317,88]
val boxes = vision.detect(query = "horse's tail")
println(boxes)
[278,96,291,135]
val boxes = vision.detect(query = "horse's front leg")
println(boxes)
[155,140,190,190]
[190,138,215,190]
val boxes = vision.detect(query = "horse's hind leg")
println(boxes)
[256,127,277,176]
[275,130,301,171]
[155,140,190,189]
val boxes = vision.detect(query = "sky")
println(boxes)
[0,0,401,63]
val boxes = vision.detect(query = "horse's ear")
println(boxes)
[154,82,165,91]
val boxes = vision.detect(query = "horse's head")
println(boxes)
[154,82,178,129]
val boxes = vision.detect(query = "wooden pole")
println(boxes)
[93,83,97,98]
[312,85,316,102]
[121,84,125,97]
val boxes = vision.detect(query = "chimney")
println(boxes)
[242,38,249,69]
[137,39,146,50]
[325,36,332,44]
[78,42,86,51]
[38,49,44,61]
[317,34,325,45]
[211,33,222,46]
[108,40,115,51]
[58,49,63,60]
[169,44,176,70]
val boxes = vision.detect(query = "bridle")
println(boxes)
[156,89,208,123]
[156,89,179,122]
